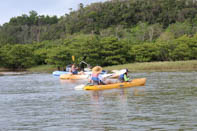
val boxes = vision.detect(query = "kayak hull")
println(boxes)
[84,78,146,90]
[60,74,89,80]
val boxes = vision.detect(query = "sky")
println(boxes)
[0,0,107,25]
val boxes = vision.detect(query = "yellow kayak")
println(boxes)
[60,74,89,80]
[83,78,146,90]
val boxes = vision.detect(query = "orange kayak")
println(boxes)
[83,78,146,90]
[60,74,89,80]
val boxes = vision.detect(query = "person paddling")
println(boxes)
[89,66,105,85]
[70,64,78,74]
[118,69,130,82]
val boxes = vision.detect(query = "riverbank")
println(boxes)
[0,65,56,75]
[23,60,197,73]
[1,60,197,74]
[27,65,57,73]
[104,60,197,72]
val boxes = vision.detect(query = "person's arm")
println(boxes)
[124,74,130,82]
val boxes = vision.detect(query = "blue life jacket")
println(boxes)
[72,70,78,74]
[119,74,124,80]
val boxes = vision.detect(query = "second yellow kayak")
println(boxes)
[60,74,89,80]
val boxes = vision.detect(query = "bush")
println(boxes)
[2,44,35,69]
[130,42,159,62]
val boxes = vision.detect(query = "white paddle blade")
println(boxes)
[102,74,112,78]
[116,69,127,75]
[111,69,126,75]
[74,84,85,90]
[111,70,119,73]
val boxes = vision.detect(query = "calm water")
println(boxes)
[0,72,197,131]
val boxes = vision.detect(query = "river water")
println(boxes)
[0,72,197,131]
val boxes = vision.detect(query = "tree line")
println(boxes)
[0,0,197,69]
[0,34,196,69]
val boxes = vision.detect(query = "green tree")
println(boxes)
[66,34,101,66]
[189,34,197,59]
[156,41,172,61]
[0,45,13,67]
[99,37,128,66]
[45,46,72,67]
[166,22,192,38]
[171,43,191,60]
[130,42,160,62]
[172,35,197,60]
[4,44,35,69]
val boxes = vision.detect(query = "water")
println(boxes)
[0,72,197,131]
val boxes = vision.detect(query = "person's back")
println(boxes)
[91,73,100,85]
[90,66,105,85]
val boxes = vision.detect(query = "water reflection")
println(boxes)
[89,88,145,103]
[86,88,147,130]
[59,79,79,84]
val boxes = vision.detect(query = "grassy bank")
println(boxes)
[1,60,197,73]
[27,65,57,73]
[104,60,197,72]
[0,65,57,73]
[28,60,197,73]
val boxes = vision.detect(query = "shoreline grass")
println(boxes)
[27,65,57,73]
[1,60,197,73]
[104,60,197,72]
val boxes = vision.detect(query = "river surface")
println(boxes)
[0,72,197,131]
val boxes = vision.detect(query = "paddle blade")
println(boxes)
[111,70,119,73]
[74,84,85,90]
[72,55,75,62]
[102,74,112,78]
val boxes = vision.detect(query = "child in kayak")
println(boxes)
[118,69,131,82]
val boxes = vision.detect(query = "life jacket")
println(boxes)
[119,74,124,80]
[71,69,78,74]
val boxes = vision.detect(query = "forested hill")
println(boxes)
[0,0,197,69]
[1,0,197,44]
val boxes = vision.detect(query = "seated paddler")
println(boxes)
[118,69,131,82]
[70,64,78,74]
[89,66,105,85]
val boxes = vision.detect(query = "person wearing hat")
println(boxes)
[90,66,105,85]
[118,69,130,82]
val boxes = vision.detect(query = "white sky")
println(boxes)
[0,0,107,25]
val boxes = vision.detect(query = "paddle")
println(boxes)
[72,55,75,62]
[75,84,87,90]
[111,70,119,73]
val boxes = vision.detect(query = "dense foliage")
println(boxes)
[0,0,197,69]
